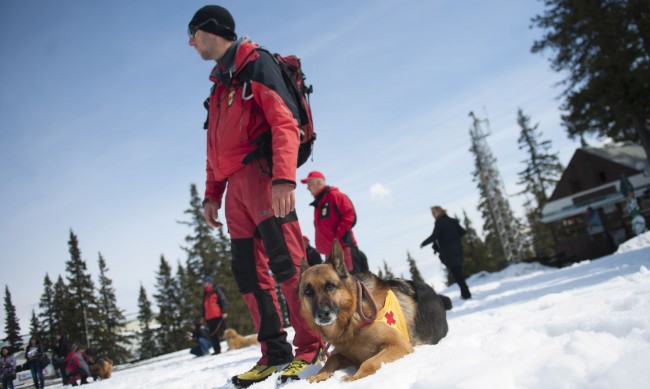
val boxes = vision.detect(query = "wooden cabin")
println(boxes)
[541,144,650,263]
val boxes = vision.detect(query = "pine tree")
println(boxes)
[532,0,650,163]
[29,310,44,342]
[38,274,57,349]
[154,255,185,354]
[178,184,253,335]
[137,284,158,359]
[175,262,196,331]
[515,109,564,257]
[52,275,72,337]
[95,253,132,363]
[448,211,505,286]
[64,230,100,348]
[3,285,23,352]
[382,260,395,279]
[469,128,526,262]
[173,264,193,350]
[406,252,424,284]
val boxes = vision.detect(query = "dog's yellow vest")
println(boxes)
[375,290,410,342]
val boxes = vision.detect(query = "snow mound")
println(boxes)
[616,230,650,254]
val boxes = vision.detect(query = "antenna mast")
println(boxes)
[468,111,526,263]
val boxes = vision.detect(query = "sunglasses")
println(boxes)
[188,18,223,39]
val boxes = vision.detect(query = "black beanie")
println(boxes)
[189,5,237,41]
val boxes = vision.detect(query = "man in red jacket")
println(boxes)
[188,5,323,387]
[201,275,228,355]
[301,171,367,272]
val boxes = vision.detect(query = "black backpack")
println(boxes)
[239,48,316,168]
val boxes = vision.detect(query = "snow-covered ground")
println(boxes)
[49,233,650,388]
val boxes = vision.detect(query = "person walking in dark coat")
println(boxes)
[420,205,472,299]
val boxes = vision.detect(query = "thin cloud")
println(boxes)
[370,183,392,200]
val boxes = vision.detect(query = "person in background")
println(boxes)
[64,344,90,386]
[188,5,325,386]
[421,205,472,300]
[0,346,16,389]
[302,236,323,266]
[25,337,45,389]
[202,275,228,355]
[188,318,213,357]
[301,170,368,273]
[52,333,69,385]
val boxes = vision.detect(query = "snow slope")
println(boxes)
[48,234,650,389]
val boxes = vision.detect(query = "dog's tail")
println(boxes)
[438,294,453,310]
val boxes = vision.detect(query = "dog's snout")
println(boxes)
[314,303,338,326]
[317,306,331,320]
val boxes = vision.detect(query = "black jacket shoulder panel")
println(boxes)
[244,49,300,122]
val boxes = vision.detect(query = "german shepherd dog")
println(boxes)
[298,241,451,382]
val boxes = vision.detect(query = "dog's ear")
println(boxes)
[327,240,349,278]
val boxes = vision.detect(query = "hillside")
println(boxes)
[47,233,650,389]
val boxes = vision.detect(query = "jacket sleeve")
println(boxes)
[332,193,356,240]
[421,229,435,247]
[205,157,227,206]
[422,221,441,247]
[249,52,301,187]
[216,285,228,313]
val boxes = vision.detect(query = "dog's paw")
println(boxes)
[341,375,358,382]
[307,372,332,383]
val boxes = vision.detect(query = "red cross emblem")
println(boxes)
[385,311,396,326]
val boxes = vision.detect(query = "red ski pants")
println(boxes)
[224,162,323,366]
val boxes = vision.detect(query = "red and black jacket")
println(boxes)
[310,186,358,255]
[202,284,228,320]
[204,39,302,206]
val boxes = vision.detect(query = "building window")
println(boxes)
[554,215,586,239]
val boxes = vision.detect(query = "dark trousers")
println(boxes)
[29,360,44,389]
[190,337,212,357]
[206,317,225,354]
[447,265,471,299]
[2,376,15,389]
[54,356,69,384]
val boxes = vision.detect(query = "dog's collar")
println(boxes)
[354,277,378,328]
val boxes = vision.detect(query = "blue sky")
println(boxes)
[0,0,588,337]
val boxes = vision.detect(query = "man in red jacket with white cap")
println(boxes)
[301,171,367,272]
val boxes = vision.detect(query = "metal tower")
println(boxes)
[469,111,526,263]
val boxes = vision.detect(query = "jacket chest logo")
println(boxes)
[321,202,330,219]
[228,90,236,107]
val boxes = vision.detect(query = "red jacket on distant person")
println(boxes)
[310,186,358,256]
[65,348,90,383]
[203,284,227,320]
